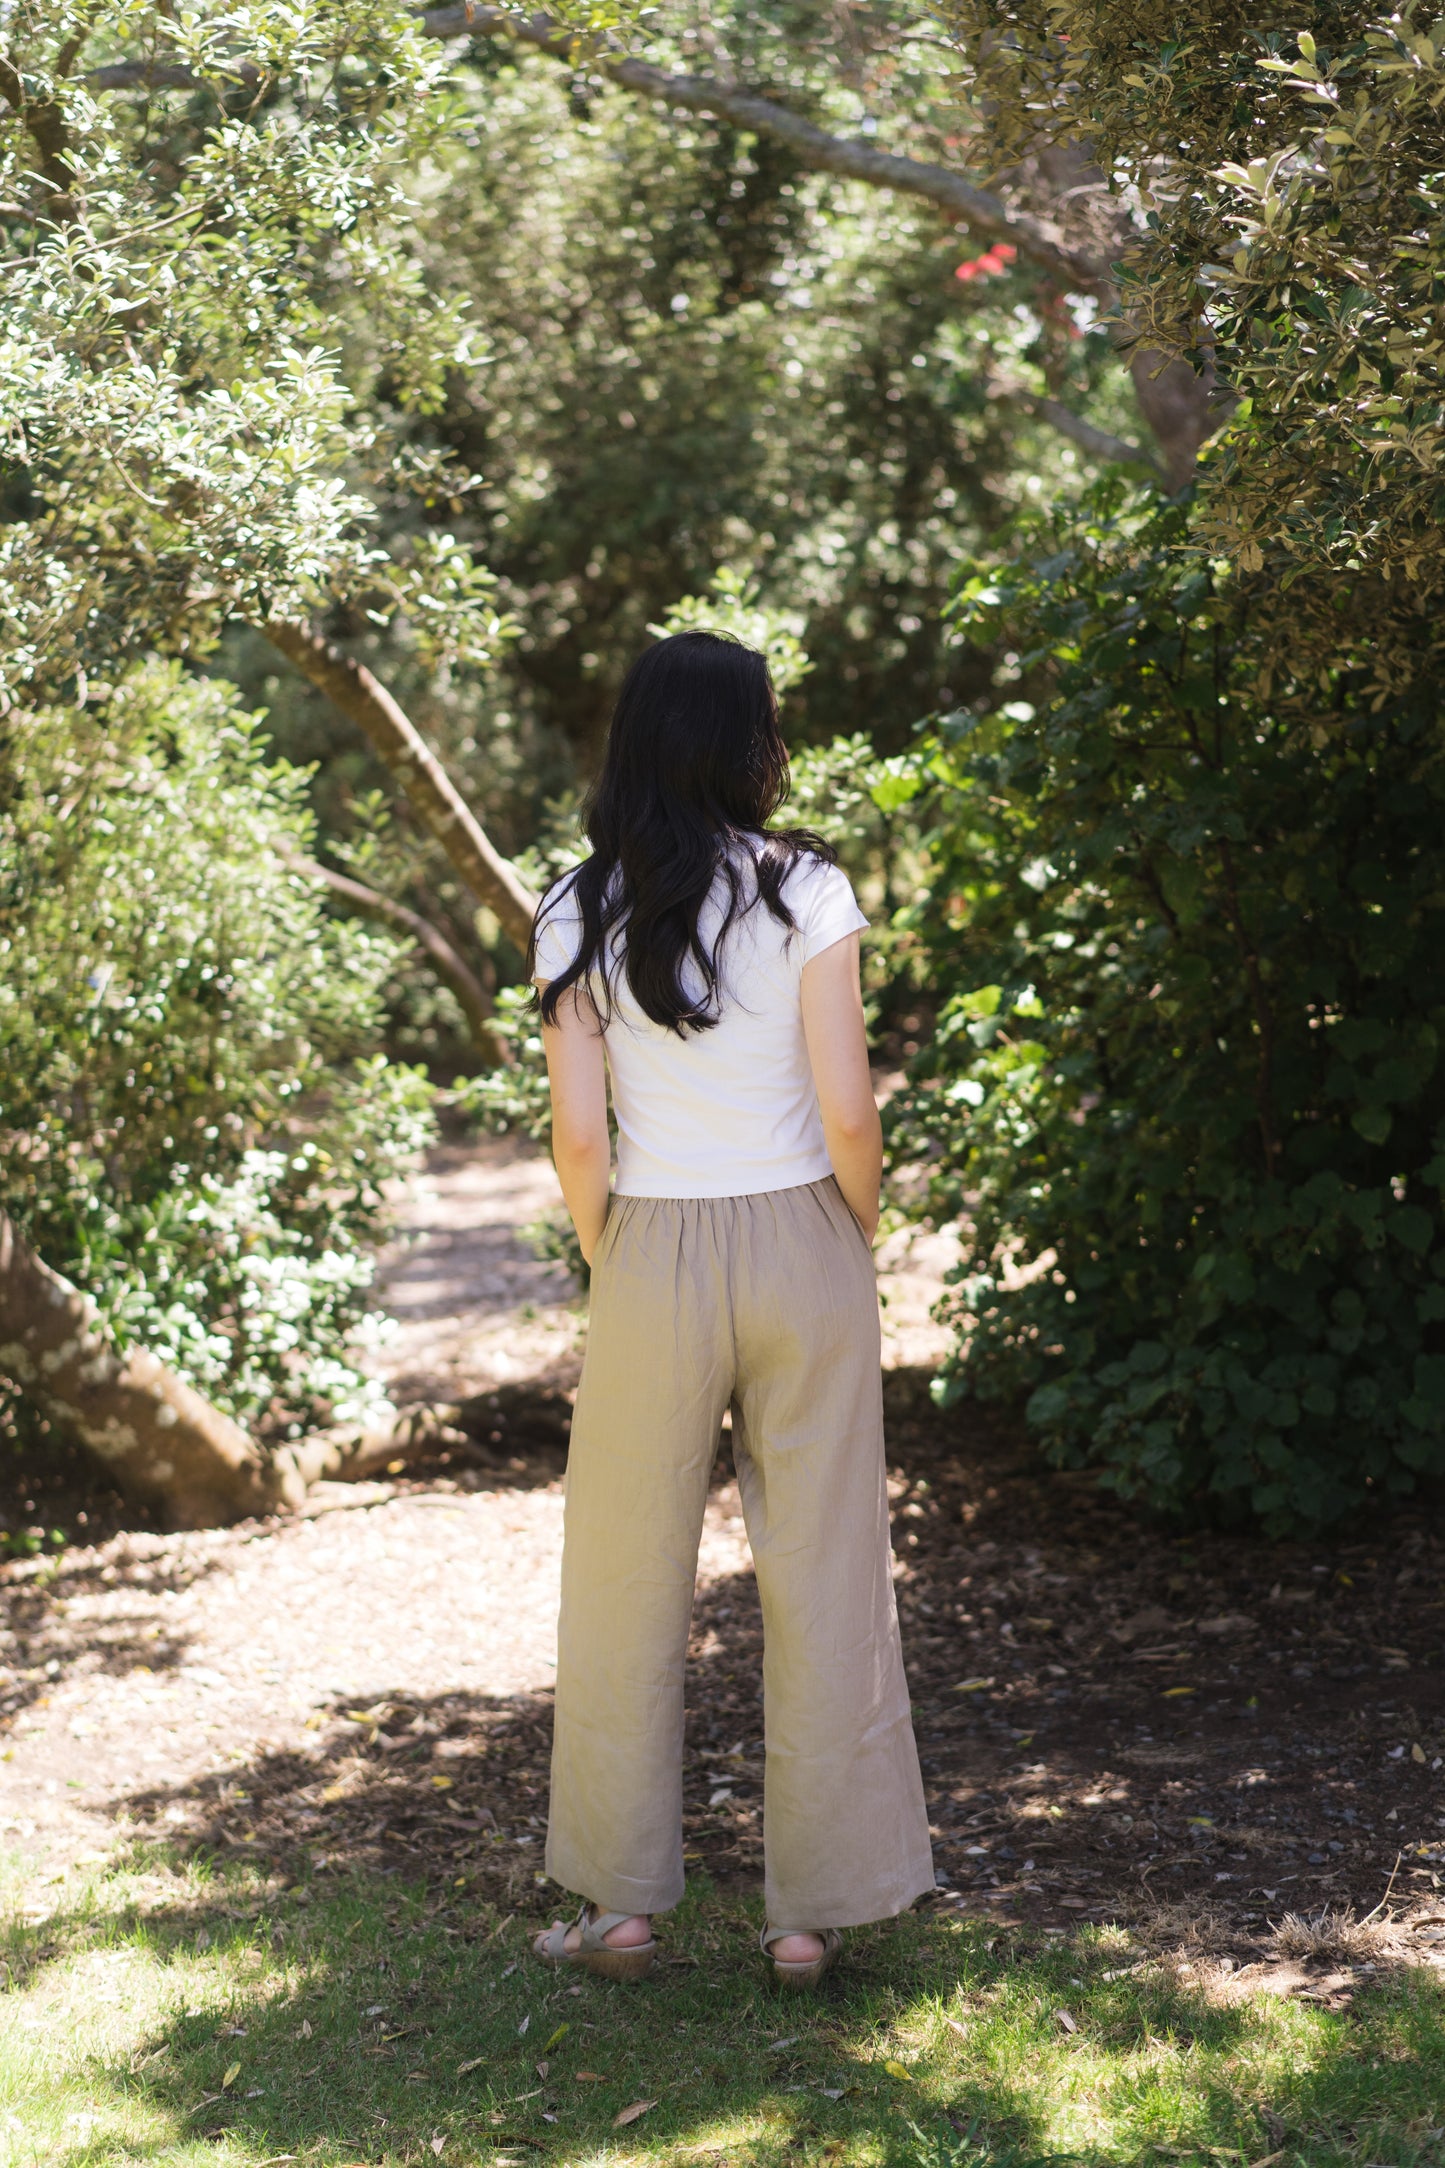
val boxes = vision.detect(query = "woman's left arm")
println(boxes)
[540,984,611,1264]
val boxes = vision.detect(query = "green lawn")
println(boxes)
[4,1847,1444,2167]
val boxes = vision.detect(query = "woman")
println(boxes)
[528,629,932,1989]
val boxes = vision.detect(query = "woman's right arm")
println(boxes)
[540,984,612,1264]
[801,931,882,1241]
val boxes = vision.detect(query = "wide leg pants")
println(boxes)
[544,1176,934,1931]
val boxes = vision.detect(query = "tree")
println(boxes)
[0,1,533,928]
[0,665,439,1522]
[928,0,1445,693]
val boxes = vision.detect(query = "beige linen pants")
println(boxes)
[545,1176,934,1931]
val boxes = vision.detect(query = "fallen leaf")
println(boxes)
[953,1676,995,1693]
[1109,1605,1173,1645]
[431,1775,453,1790]
[535,2060,549,2080]
[320,1782,347,1802]
[516,2014,530,2036]
[1413,1743,1427,1764]
[430,2141,445,2159]
[1054,2009,1078,2034]
[456,2057,486,2076]
[883,2059,913,2081]
[222,2062,241,2090]
[613,2100,658,2128]
[575,2071,606,2082]
[541,2023,569,2052]
[766,2036,799,2053]
[299,2019,312,2040]
[1161,1686,1195,1698]
[943,2017,968,2041]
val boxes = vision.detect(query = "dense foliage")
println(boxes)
[228,23,1124,1030]
[934,0,1445,694]
[885,2,1445,1530]
[0,666,433,1440]
[0,1,511,710]
[891,482,1445,1531]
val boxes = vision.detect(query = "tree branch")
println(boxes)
[262,620,538,952]
[985,379,1159,473]
[282,849,511,1064]
[90,11,1113,296]
[420,5,1113,296]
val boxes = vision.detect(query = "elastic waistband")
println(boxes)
[609,1175,837,1211]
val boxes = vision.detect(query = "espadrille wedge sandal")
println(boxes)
[761,1923,842,1990]
[532,1904,656,1981]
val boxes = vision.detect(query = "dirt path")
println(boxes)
[6,1138,1445,1998]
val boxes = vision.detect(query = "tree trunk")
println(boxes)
[1129,347,1228,493]
[0,1210,299,1529]
[262,620,538,952]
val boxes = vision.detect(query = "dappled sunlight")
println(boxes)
[4,1845,1445,2165]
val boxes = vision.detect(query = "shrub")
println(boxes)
[890,481,1445,1531]
[0,664,435,1444]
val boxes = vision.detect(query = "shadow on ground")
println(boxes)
[10,1843,1445,2168]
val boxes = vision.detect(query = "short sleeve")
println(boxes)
[796,859,869,964]
[531,876,584,984]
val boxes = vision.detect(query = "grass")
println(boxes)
[3,1846,1445,2168]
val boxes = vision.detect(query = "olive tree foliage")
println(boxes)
[0,0,512,705]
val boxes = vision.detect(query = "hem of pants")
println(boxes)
[544,1839,685,1919]
[764,1862,938,1935]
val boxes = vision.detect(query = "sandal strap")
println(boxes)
[577,1905,647,1953]
[537,1919,573,1960]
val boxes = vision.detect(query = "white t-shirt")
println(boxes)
[532,847,868,1198]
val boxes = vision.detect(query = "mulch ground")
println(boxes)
[38,1372,1436,1973]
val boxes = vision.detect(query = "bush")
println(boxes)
[0,664,435,1443]
[890,481,1445,1532]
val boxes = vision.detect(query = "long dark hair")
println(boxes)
[530,629,835,1035]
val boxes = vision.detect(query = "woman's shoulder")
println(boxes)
[773,845,868,956]
[774,842,852,901]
